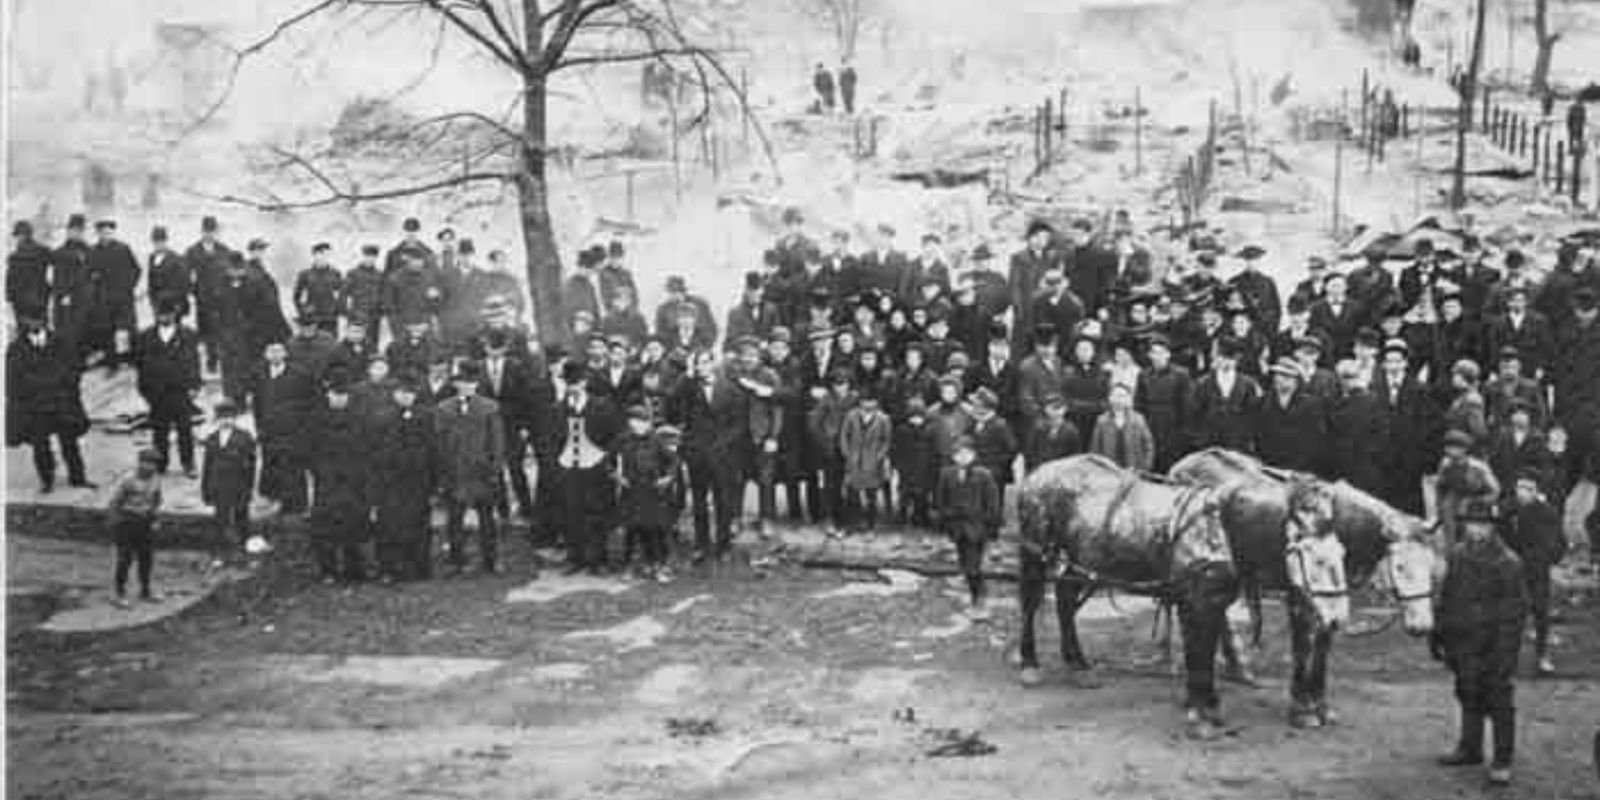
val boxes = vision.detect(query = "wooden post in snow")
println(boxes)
[1334,128,1344,237]
[1134,86,1143,175]
[1556,140,1565,193]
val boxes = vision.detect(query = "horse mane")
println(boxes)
[1323,479,1420,542]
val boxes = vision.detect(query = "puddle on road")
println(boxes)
[562,615,667,651]
[267,655,503,688]
[504,574,634,604]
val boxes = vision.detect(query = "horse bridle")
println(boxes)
[1380,544,1434,604]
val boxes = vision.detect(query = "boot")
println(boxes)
[1489,711,1514,781]
[1438,709,1485,766]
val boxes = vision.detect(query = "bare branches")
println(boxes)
[541,0,632,72]
[200,170,513,212]
[171,0,350,144]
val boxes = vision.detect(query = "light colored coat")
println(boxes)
[840,407,892,490]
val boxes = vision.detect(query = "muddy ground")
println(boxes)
[7,506,1599,800]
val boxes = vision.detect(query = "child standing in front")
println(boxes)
[201,400,258,566]
[936,436,1002,621]
[618,405,680,582]
[108,448,165,608]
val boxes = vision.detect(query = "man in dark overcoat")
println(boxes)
[51,214,94,364]
[477,329,542,522]
[373,376,439,580]
[1326,359,1390,494]
[146,226,192,322]
[251,341,316,514]
[1256,358,1326,474]
[309,383,371,582]
[383,217,437,276]
[434,361,506,573]
[6,318,92,492]
[1135,334,1193,471]
[1431,499,1528,786]
[293,243,344,337]
[382,250,445,339]
[8,221,52,323]
[200,400,256,560]
[344,245,385,351]
[1372,339,1432,515]
[1485,286,1552,382]
[1063,219,1118,321]
[287,315,340,391]
[133,302,202,475]
[670,350,750,561]
[1009,220,1059,346]
[1552,288,1600,470]
[85,220,141,365]
[1228,245,1283,335]
[185,216,234,372]
[1188,338,1261,454]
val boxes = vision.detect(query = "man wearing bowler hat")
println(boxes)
[554,361,623,573]
[1228,245,1282,335]
[1010,220,1059,345]
[7,316,93,493]
[133,300,202,476]
[51,213,94,364]
[185,216,236,373]
[435,360,507,574]
[1552,286,1600,470]
[8,220,52,324]
[87,218,141,366]
[146,225,192,322]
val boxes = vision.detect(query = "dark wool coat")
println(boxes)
[87,239,141,332]
[1022,418,1081,474]
[294,265,345,326]
[146,248,193,317]
[1326,389,1390,493]
[7,239,52,320]
[1008,247,1060,342]
[51,240,93,350]
[342,263,384,327]
[252,364,316,451]
[201,427,257,507]
[1371,370,1433,514]
[133,325,202,423]
[968,413,1018,486]
[1485,310,1554,378]
[310,408,372,536]
[382,265,445,328]
[892,418,940,492]
[185,239,236,336]
[1503,499,1567,569]
[935,464,1002,541]
[1135,364,1192,471]
[1228,268,1283,334]
[1552,317,1600,429]
[6,334,89,444]
[1189,371,1261,454]
[1309,297,1365,359]
[434,394,506,504]
[1255,388,1327,475]
[373,404,439,514]
[618,431,680,529]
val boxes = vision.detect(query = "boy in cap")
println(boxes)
[435,361,507,574]
[294,242,345,336]
[892,397,939,526]
[839,390,892,531]
[201,400,257,566]
[935,436,1002,620]
[1436,428,1500,549]
[967,387,1018,506]
[1024,393,1080,474]
[1503,471,1566,675]
[622,408,684,581]
[108,448,165,607]
[1432,499,1527,786]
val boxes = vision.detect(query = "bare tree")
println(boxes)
[193,0,777,341]
[1452,0,1489,209]
[798,0,878,61]
[1529,0,1561,96]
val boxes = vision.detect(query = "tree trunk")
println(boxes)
[1530,0,1558,96]
[520,4,565,345]
[1452,0,1489,209]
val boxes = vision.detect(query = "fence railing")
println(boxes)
[1475,84,1589,204]
[1172,100,1219,229]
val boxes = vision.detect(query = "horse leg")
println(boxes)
[1219,618,1259,686]
[1179,566,1234,733]
[1017,552,1045,686]
[1056,577,1092,671]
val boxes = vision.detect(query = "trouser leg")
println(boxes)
[1526,570,1552,658]
[114,521,135,595]
[134,524,153,595]
[58,433,87,484]
[476,501,499,570]
[445,500,468,568]
[29,435,56,487]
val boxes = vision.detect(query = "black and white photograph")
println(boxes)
[5,0,1600,796]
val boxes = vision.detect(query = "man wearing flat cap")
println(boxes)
[1257,357,1327,475]
[294,243,345,337]
[146,226,192,322]
[8,220,52,323]
[1010,220,1060,344]
[1373,337,1431,515]
[50,213,94,364]
[185,215,236,373]
[344,245,385,351]
[1484,347,1546,432]
[384,217,436,277]
[434,360,508,574]
[87,218,141,366]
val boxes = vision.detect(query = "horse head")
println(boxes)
[1371,537,1439,636]
[1329,481,1440,636]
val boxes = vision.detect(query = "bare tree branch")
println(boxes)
[471,0,528,66]
[542,0,631,72]
[200,171,513,212]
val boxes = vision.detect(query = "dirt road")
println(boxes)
[7,510,1599,800]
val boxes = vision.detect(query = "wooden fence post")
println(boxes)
[1044,97,1055,167]
[1573,143,1585,204]
[1557,141,1566,192]
[1482,86,1492,131]
[1134,86,1144,175]
[1543,128,1552,180]
[1360,69,1370,144]
[1333,131,1344,237]
[1059,87,1067,132]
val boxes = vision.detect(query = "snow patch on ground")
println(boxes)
[668,594,712,615]
[269,655,504,689]
[917,613,973,639]
[528,662,590,683]
[504,574,634,604]
[634,663,702,705]
[847,667,935,703]
[810,569,925,600]
[562,615,667,651]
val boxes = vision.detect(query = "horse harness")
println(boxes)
[1051,479,1225,599]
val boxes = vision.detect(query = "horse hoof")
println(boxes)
[1019,667,1043,687]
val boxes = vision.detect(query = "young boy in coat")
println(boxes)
[839,391,892,531]
[108,448,165,607]
[1503,471,1567,676]
[1432,498,1528,786]
[618,406,680,581]
[936,436,1002,621]
[200,400,257,566]
[966,387,1018,507]
[892,398,939,526]
[1023,393,1080,474]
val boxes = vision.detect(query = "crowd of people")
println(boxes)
[5,208,1598,611]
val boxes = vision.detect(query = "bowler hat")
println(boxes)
[151,225,168,242]
[66,213,87,230]
[94,219,116,231]
[1236,244,1266,260]
[665,275,688,293]
[744,271,764,291]
[971,243,994,261]
[1457,498,1499,523]
[1575,287,1598,309]
[453,361,483,382]
[1442,428,1474,449]
[402,217,421,232]
[361,244,379,256]
[608,240,625,256]
[560,361,588,385]
[1497,345,1521,362]
[13,221,34,238]
[1025,219,1054,239]
[247,238,269,252]
[311,242,331,254]
[201,216,219,233]
[782,207,804,225]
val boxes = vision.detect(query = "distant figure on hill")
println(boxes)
[839,61,858,114]
[813,64,836,113]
